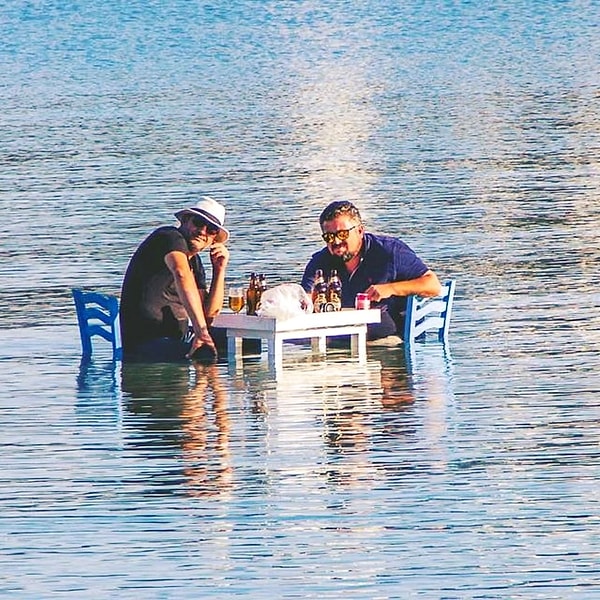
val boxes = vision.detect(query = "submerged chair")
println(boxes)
[404,280,456,344]
[72,289,122,361]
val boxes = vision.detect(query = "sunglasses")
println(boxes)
[190,215,219,235]
[321,225,357,244]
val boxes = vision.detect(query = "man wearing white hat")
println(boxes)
[120,196,230,362]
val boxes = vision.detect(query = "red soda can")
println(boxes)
[355,293,370,310]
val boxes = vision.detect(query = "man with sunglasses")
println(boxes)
[301,200,442,342]
[120,196,230,362]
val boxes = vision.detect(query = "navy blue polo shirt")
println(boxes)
[300,232,429,336]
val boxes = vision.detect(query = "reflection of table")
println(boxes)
[212,309,381,373]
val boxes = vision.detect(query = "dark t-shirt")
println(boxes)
[119,226,207,350]
[300,232,429,336]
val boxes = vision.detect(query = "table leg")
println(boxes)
[349,328,367,363]
[226,336,243,363]
[357,329,367,363]
[311,336,326,354]
[350,332,357,356]
[267,335,283,374]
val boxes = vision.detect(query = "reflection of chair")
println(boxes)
[72,289,122,361]
[76,359,122,431]
[404,280,456,344]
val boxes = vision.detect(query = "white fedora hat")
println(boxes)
[175,196,229,243]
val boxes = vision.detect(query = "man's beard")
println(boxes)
[329,245,356,262]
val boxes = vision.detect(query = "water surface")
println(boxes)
[1,1,599,597]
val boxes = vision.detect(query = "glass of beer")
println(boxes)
[228,287,245,313]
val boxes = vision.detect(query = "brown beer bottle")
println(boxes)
[255,273,267,313]
[246,272,258,315]
[327,269,342,311]
[311,269,328,313]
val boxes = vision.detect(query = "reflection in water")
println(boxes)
[379,346,417,408]
[76,341,455,499]
[121,362,232,499]
[230,343,455,491]
[320,345,454,488]
[75,358,122,432]
[233,356,385,491]
[180,365,232,498]
[279,11,373,192]
[76,358,120,397]
[402,341,455,475]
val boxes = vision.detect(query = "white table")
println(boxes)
[212,308,381,374]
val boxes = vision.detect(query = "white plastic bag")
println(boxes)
[257,283,313,320]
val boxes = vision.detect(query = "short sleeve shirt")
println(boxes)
[120,226,207,349]
[300,232,429,333]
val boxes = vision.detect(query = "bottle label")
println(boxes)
[328,291,341,311]
[313,293,327,313]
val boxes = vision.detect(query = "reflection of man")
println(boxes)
[301,200,442,341]
[379,365,415,408]
[371,346,416,408]
[121,362,232,498]
[180,364,232,497]
[120,196,229,362]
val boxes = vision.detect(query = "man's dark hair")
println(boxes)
[319,201,362,225]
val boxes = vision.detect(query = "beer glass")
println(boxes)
[228,287,245,313]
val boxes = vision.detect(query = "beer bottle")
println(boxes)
[246,272,258,315]
[256,273,267,312]
[311,269,328,313]
[327,269,342,311]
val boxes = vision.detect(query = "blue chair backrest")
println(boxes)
[404,280,456,344]
[72,289,122,361]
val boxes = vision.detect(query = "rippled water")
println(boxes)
[1,1,599,597]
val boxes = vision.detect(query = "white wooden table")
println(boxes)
[212,308,381,374]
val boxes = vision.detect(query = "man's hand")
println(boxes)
[186,327,217,359]
[365,272,442,301]
[209,243,230,271]
[365,283,392,302]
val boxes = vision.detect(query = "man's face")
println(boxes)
[321,214,364,262]
[181,214,219,254]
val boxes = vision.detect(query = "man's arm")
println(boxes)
[366,270,442,302]
[164,250,214,351]
[203,243,229,319]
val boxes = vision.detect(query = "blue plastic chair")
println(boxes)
[72,289,122,361]
[404,280,456,344]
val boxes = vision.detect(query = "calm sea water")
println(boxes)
[1,1,599,598]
